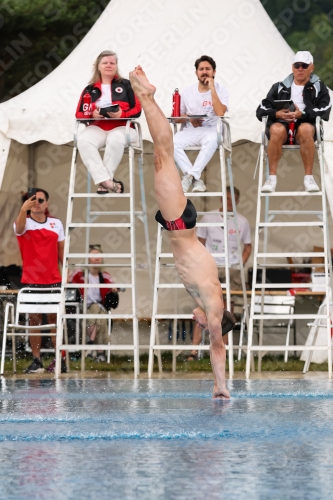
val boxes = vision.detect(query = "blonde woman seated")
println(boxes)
[76,50,142,194]
[71,245,118,362]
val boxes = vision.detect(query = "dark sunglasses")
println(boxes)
[37,198,46,204]
[293,62,310,69]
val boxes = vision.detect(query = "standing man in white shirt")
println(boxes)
[257,51,331,193]
[187,186,252,360]
[174,55,229,193]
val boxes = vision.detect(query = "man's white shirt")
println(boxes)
[180,82,229,128]
[196,210,251,265]
[291,82,305,112]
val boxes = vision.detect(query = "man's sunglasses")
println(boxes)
[36,198,46,204]
[293,62,310,69]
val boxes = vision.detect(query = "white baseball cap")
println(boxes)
[294,51,313,64]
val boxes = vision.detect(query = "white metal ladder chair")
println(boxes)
[1,288,61,375]
[246,116,332,378]
[148,117,248,378]
[57,118,151,378]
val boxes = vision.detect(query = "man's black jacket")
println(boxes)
[256,73,331,128]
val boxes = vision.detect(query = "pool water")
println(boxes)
[0,379,333,499]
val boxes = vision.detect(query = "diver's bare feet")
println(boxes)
[129,65,156,97]
[213,386,230,400]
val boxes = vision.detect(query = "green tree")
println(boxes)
[1,1,333,101]
[261,1,333,82]
[0,0,107,101]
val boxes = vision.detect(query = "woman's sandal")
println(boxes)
[111,179,124,193]
[97,185,109,195]
[96,180,124,195]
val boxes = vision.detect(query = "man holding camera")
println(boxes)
[14,189,65,373]
[257,51,331,193]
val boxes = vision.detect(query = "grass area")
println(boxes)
[1,352,329,374]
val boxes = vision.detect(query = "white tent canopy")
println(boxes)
[0,0,332,332]
[1,0,333,150]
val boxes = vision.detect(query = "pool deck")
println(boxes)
[2,370,331,380]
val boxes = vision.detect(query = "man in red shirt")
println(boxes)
[14,189,65,373]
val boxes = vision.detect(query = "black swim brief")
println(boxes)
[155,199,197,231]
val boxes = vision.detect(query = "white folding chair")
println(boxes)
[1,288,61,374]
[303,297,333,373]
[252,294,296,363]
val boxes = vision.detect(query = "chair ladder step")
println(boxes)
[258,221,323,228]
[260,191,322,197]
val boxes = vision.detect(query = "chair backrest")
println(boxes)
[313,297,333,325]
[219,118,232,152]
[15,288,61,322]
[253,295,295,315]
[173,117,230,152]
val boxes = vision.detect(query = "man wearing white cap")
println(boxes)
[257,51,331,193]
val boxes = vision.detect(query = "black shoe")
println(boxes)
[222,310,236,336]
[24,357,45,374]
[61,358,67,373]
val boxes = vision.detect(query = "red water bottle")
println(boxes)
[83,91,92,118]
[288,121,295,145]
[172,88,181,117]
